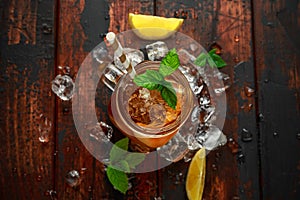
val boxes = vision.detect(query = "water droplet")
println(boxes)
[209,42,222,55]
[37,114,52,143]
[273,132,279,137]
[174,10,180,18]
[80,168,87,175]
[212,164,217,171]
[42,23,52,34]
[53,150,58,156]
[63,107,69,114]
[104,15,110,20]
[88,185,92,192]
[36,175,42,182]
[227,138,239,154]
[264,78,269,83]
[237,152,245,164]
[65,170,81,187]
[49,190,58,199]
[258,113,264,121]
[297,133,300,140]
[99,33,107,38]
[232,196,240,200]
[244,86,255,97]
[234,56,240,63]
[74,147,79,153]
[241,128,253,142]
[234,34,240,42]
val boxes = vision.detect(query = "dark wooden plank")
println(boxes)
[55,0,115,199]
[253,0,300,199]
[0,0,56,199]
[156,0,260,199]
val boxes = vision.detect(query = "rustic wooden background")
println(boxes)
[0,0,299,199]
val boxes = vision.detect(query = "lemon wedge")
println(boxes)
[186,148,206,200]
[129,13,184,40]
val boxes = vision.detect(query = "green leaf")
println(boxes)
[194,53,208,67]
[133,70,164,90]
[112,160,130,172]
[207,56,217,67]
[160,82,177,109]
[110,138,129,163]
[106,165,129,194]
[209,53,226,68]
[159,48,180,77]
[208,48,226,68]
[125,153,145,169]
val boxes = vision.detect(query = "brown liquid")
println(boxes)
[108,87,183,149]
[128,87,181,129]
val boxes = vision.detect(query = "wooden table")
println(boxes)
[1,0,299,199]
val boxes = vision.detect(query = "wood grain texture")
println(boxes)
[156,0,260,199]
[253,0,300,199]
[0,0,55,199]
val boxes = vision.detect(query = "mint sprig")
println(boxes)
[194,48,227,68]
[133,48,180,109]
[106,138,145,194]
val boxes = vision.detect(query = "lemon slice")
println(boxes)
[129,13,184,40]
[186,148,206,200]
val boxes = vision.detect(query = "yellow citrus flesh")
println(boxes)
[186,148,206,200]
[128,13,184,40]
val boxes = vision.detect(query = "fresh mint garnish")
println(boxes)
[106,137,145,194]
[133,48,180,109]
[106,166,128,194]
[159,48,180,76]
[194,48,226,68]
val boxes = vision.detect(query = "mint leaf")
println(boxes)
[194,48,227,68]
[161,84,177,109]
[106,165,129,194]
[112,160,130,172]
[110,137,129,162]
[209,53,226,68]
[208,49,226,68]
[125,153,145,169]
[159,48,180,76]
[133,70,163,90]
[194,53,208,67]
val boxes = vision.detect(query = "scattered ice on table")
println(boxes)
[65,170,81,187]
[157,133,189,162]
[85,121,113,143]
[213,71,231,94]
[114,48,144,71]
[51,74,75,100]
[146,41,169,61]
[202,125,227,150]
[37,114,52,143]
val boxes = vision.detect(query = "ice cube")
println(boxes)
[85,121,113,143]
[157,133,189,162]
[177,49,196,64]
[194,125,227,151]
[92,46,112,64]
[146,41,169,61]
[51,74,75,101]
[114,48,144,71]
[65,170,81,187]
